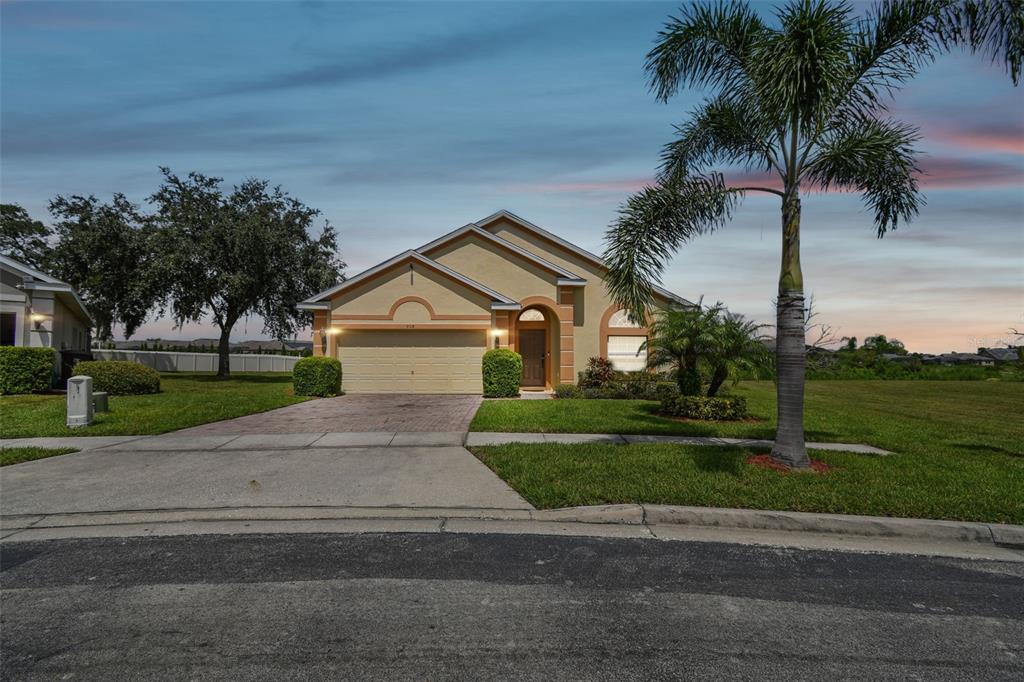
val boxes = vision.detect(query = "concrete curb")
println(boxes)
[2,503,1019,549]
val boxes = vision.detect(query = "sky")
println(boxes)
[1,0,1021,354]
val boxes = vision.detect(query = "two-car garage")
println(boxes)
[336,329,487,394]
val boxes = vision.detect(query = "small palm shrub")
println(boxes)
[578,357,616,388]
[74,360,161,395]
[660,395,748,421]
[293,356,342,397]
[0,347,55,395]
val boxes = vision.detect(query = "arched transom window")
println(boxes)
[608,309,641,328]
[518,309,544,322]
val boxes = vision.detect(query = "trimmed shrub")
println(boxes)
[482,349,522,398]
[74,360,161,395]
[660,395,748,420]
[293,356,342,397]
[0,347,55,395]
[554,383,582,399]
[578,356,616,388]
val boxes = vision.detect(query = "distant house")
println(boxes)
[979,347,1022,364]
[923,352,995,366]
[1,255,93,379]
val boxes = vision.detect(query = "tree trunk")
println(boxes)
[707,364,728,397]
[771,192,810,468]
[216,325,232,378]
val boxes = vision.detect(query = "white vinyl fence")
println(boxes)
[92,349,299,373]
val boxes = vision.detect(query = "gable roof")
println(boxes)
[0,254,95,326]
[416,222,587,286]
[476,209,693,307]
[298,250,520,311]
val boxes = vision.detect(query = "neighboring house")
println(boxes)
[0,255,93,378]
[979,347,1022,363]
[922,352,995,366]
[298,210,691,394]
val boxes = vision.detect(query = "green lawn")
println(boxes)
[0,373,312,438]
[470,381,1024,523]
[1,447,79,467]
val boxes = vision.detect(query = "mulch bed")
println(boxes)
[747,454,833,474]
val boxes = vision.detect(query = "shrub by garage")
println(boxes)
[0,347,55,395]
[74,360,161,395]
[483,349,522,398]
[293,356,342,397]
[660,395,748,420]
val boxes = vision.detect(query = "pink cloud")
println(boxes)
[925,121,1024,156]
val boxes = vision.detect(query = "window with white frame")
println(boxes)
[607,335,647,371]
[608,309,642,328]
[518,309,544,322]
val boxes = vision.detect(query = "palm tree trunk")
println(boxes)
[707,364,728,397]
[771,192,810,468]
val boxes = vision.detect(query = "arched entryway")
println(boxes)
[512,302,559,389]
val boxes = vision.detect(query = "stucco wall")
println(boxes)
[427,234,560,302]
[330,261,492,319]
[482,217,625,374]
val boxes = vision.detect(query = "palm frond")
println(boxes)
[936,0,1023,85]
[646,1,767,102]
[603,174,739,322]
[805,117,924,235]
[660,96,781,181]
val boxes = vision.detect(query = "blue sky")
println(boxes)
[2,0,1021,353]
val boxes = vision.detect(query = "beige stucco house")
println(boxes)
[1,255,93,378]
[298,210,690,394]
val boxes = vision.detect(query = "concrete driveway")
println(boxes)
[177,394,483,435]
[0,441,530,517]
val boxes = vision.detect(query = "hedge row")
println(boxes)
[74,360,161,395]
[0,347,55,395]
[660,395,748,420]
[555,381,677,401]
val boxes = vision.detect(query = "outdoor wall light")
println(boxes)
[491,328,505,348]
[325,327,342,335]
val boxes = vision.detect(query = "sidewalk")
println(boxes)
[0,431,892,455]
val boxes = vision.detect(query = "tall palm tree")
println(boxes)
[644,303,723,395]
[706,313,772,397]
[603,0,1015,467]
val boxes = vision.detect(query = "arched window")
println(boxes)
[518,309,544,322]
[608,309,641,328]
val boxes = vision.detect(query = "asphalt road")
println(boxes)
[2,532,1022,680]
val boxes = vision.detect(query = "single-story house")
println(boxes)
[979,347,1022,363]
[298,210,691,394]
[1,255,93,378]
[922,352,995,366]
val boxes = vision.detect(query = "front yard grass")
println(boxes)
[470,381,1024,523]
[0,373,311,438]
[1,447,78,467]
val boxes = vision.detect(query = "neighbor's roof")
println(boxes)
[0,254,95,326]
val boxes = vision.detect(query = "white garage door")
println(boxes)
[337,329,486,394]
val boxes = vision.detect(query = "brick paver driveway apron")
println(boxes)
[176,394,484,435]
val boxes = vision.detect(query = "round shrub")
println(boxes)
[74,360,161,395]
[293,356,342,397]
[0,347,55,395]
[553,383,582,399]
[482,349,522,398]
[660,395,748,420]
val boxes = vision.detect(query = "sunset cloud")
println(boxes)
[926,122,1024,155]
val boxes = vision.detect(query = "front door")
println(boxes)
[519,329,546,387]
